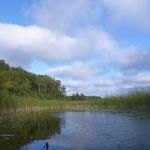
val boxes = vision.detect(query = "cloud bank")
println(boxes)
[0,0,150,96]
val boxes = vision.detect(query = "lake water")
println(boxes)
[0,111,150,150]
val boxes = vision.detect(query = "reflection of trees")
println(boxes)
[0,113,61,150]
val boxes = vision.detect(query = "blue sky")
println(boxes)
[0,0,150,96]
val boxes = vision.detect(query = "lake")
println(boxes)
[0,111,150,150]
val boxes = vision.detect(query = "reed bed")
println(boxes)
[0,92,150,115]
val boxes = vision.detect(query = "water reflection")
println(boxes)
[0,112,150,150]
[0,113,61,150]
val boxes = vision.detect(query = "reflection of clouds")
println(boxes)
[20,112,150,150]
[50,112,150,150]
[50,112,104,150]
[20,140,44,150]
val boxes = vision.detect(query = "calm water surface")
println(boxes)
[0,111,150,150]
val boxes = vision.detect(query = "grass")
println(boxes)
[102,91,150,111]
[0,91,150,115]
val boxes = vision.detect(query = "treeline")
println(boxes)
[68,93,102,101]
[0,60,66,99]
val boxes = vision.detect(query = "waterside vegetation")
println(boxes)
[0,91,150,114]
[0,60,150,114]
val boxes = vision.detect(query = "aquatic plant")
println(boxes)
[0,91,150,115]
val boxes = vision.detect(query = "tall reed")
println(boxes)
[0,92,150,114]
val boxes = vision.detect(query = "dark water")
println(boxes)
[0,112,150,150]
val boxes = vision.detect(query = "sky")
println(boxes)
[0,0,150,96]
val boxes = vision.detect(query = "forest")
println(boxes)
[0,60,66,99]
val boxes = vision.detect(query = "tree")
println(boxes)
[0,60,66,99]
[71,93,86,100]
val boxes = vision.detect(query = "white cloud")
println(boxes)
[0,23,117,66]
[101,72,150,90]
[29,0,150,33]
[0,22,150,71]
[102,0,150,31]
[0,0,149,96]
[46,61,105,80]
[64,71,150,96]
[64,78,109,96]
[0,23,89,65]
[29,0,101,33]
[0,21,150,96]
